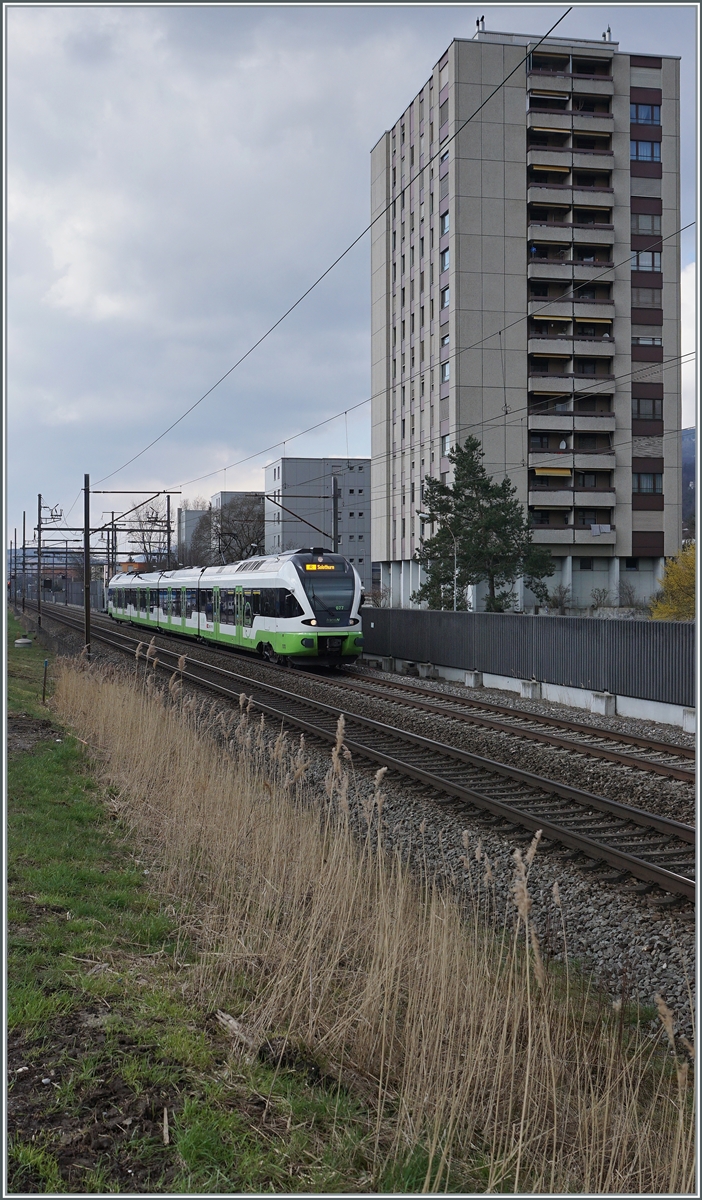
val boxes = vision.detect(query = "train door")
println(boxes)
[235,588,243,646]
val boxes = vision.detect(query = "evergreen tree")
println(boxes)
[412,436,555,611]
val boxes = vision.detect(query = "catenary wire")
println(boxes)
[92,9,573,488]
[170,217,694,494]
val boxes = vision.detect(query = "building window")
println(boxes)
[631,250,661,272]
[631,286,662,307]
[625,558,639,570]
[632,396,662,420]
[631,212,661,235]
[633,472,663,494]
[441,333,449,347]
[440,286,449,309]
[441,362,450,382]
[630,103,660,125]
[576,360,598,375]
[401,419,406,439]
[440,248,449,272]
[630,140,661,162]
[440,212,449,235]
[401,518,406,537]
[578,558,593,570]
[440,175,449,200]
[632,336,662,346]
[441,433,450,455]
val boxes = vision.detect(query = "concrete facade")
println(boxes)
[264,457,372,591]
[370,29,681,610]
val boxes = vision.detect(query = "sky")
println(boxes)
[6,3,698,549]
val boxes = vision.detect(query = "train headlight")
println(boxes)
[354,637,364,647]
[301,637,315,648]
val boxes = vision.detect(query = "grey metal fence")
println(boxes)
[362,610,695,707]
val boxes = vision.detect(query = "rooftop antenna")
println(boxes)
[607,25,612,41]
[480,14,485,31]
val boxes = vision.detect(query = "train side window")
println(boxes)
[220,588,236,625]
[172,588,182,618]
[139,589,148,614]
[243,589,253,627]
[185,588,197,618]
[200,589,214,619]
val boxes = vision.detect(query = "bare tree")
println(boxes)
[216,495,265,562]
[189,508,216,567]
[130,498,169,569]
[188,495,265,567]
[547,583,571,615]
[365,584,390,608]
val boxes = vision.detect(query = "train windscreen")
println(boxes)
[294,558,356,625]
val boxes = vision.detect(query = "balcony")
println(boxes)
[573,224,615,244]
[573,413,616,432]
[527,148,571,170]
[571,300,615,319]
[574,488,616,506]
[570,114,614,136]
[531,527,575,544]
[527,185,572,206]
[529,489,573,506]
[528,336,572,355]
[571,186,613,205]
[571,76,613,96]
[526,110,572,133]
[572,337,614,356]
[527,260,573,281]
[529,413,574,432]
[572,259,613,277]
[528,222,574,242]
[528,298,573,319]
[574,525,616,544]
[527,373,575,393]
[572,150,614,170]
[529,451,574,469]
[573,451,615,469]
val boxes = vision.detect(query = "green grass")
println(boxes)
[7,609,54,717]
[7,615,430,1194]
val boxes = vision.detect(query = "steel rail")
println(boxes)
[340,672,695,760]
[29,601,695,777]
[329,675,696,783]
[30,604,695,901]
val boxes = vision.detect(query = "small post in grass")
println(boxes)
[42,659,48,705]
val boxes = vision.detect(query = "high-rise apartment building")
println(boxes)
[370,28,681,609]
[264,457,372,590]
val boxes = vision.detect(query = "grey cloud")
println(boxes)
[7,5,697,539]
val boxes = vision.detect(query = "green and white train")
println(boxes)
[107,547,364,666]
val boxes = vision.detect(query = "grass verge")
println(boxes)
[7,615,392,1194]
[46,649,695,1194]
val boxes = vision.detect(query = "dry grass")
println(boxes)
[53,659,695,1193]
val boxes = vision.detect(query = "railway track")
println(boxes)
[31,602,695,783]
[333,672,696,784]
[29,604,696,903]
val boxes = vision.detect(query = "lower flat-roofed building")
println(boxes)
[264,457,372,592]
